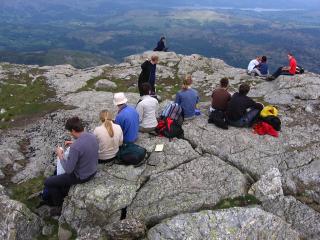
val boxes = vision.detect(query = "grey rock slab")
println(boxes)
[0,184,43,240]
[94,79,117,89]
[136,136,200,177]
[60,168,141,233]
[127,156,249,226]
[262,196,320,240]
[249,168,284,202]
[104,219,146,240]
[183,114,320,201]
[147,207,300,240]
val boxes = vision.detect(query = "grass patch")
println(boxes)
[8,175,45,212]
[0,74,65,129]
[213,195,261,210]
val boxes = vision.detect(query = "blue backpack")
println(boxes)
[161,102,184,125]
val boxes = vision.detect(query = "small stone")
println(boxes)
[0,108,6,114]
[305,105,313,113]
[42,224,55,236]
[0,169,5,180]
[58,225,72,240]
[13,163,23,172]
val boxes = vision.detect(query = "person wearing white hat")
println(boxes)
[114,92,139,143]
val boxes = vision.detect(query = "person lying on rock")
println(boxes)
[94,110,123,164]
[175,75,199,120]
[153,36,168,52]
[210,77,231,113]
[114,92,139,143]
[268,52,297,80]
[43,117,98,207]
[226,83,263,127]
[138,55,159,96]
[136,82,159,133]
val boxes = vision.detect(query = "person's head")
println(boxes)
[256,56,261,62]
[288,52,294,60]
[99,110,114,138]
[65,117,84,138]
[239,83,250,96]
[261,56,267,63]
[113,92,128,108]
[160,36,165,41]
[141,82,151,96]
[151,55,159,64]
[220,77,229,88]
[182,75,192,90]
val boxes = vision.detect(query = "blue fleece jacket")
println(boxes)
[175,88,199,118]
[115,105,139,143]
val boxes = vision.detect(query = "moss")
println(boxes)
[213,195,261,210]
[8,176,45,212]
[0,73,65,129]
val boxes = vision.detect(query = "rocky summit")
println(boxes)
[0,51,320,239]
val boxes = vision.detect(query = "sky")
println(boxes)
[2,0,320,10]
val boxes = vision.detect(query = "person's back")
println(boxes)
[247,57,260,73]
[289,56,297,75]
[259,62,268,75]
[64,132,98,179]
[226,84,263,126]
[211,78,231,111]
[136,95,159,130]
[94,111,123,161]
[175,78,199,119]
[115,105,139,143]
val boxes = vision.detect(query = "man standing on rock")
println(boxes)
[114,92,139,143]
[138,55,159,96]
[43,117,98,207]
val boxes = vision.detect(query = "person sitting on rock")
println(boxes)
[268,53,297,80]
[136,82,159,133]
[257,56,269,77]
[43,117,98,207]
[154,37,168,52]
[175,75,199,120]
[226,83,263,127]
[114,92,139,143]
[94,110,123,164]
[138,55,159,96]
[247,56,261,75]
[211,77,231,112]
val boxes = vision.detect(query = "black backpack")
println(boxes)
[116,143,147,166]
[261,116,281,131]
[156,117,184,139]
[208,110,228,129]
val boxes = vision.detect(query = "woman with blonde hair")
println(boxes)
[175,75,199,119]
[94,110,123,163]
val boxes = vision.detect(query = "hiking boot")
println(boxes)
[267,76,275,81]
[49,206,62,216]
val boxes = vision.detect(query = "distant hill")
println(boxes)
[0,49,117,68]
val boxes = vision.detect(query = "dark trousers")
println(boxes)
[229,109,260,128]
[44,172,95,206]
[272,67,293,79]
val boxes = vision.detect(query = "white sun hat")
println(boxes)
[113,92,128,106]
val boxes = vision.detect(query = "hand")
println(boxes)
[64,140,73,146]
[56,147,64,160]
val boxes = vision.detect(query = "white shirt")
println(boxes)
[248,59,259,72]
[93,123,123,160]
[136,95,159,128]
